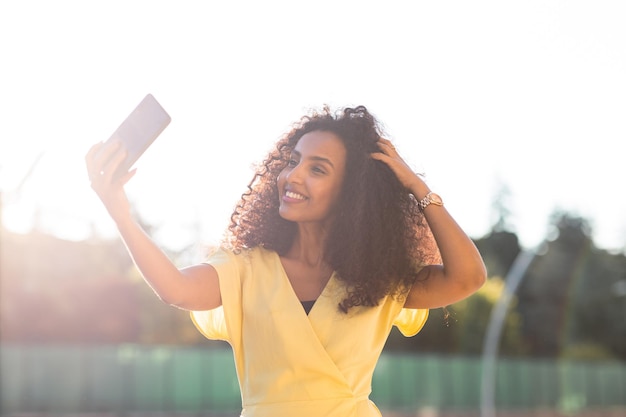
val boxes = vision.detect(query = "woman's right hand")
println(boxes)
[85,140,135,224]
[85,140,222,311]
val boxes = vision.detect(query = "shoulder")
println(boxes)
[208,245,278,272]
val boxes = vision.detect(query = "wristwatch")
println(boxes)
[418,192,444,211]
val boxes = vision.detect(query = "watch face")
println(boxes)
[430,193,443,205]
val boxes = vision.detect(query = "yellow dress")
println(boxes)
[191,247,429,417]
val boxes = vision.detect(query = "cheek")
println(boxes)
[322,181,343,207]
[276,170,287,191]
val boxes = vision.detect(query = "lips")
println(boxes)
[284,190,308,201]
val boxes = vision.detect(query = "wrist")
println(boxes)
[417,192,444,211]
[406,176,429,198]
[110,209,135,230]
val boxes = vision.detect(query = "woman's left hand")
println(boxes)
[371,138,427,195]
[372,138,487,309]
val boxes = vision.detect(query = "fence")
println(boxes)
[1,344,625,415]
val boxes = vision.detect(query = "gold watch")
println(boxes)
[418,192,444,211]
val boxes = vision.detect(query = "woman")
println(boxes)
[85,105,486,417]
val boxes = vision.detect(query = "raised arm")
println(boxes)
[371,139,487,309]
[85,140,221,311]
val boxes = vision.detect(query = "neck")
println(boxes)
[287,223,328,267]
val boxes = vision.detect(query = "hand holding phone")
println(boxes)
[102,94,171,180]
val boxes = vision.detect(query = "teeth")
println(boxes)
[286,191,306,200]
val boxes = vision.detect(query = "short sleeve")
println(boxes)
[393,308,429,337]
[190,248,243,345]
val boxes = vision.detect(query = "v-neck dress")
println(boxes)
[191,246,429,417]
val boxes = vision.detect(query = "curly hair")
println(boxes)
[224,105,439,312]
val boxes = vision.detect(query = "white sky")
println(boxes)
[1,0,625,255]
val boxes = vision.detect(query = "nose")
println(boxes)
[284,162,304,184]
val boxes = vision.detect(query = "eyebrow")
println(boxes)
[291,150,335,169]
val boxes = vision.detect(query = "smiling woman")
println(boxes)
[4,0,626,414]
[82,103,486,416]
[277,131,346,225]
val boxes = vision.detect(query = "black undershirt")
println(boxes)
[301,300,316,315]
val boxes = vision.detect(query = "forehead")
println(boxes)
[293,131,346,164]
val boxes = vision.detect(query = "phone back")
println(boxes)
[106,94,171,179]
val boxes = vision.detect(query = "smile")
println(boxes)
[285,191,307,201]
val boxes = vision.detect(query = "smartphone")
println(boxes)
[103,93,171,179]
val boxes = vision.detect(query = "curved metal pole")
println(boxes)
[480,247,538,417]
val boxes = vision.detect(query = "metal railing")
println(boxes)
[2,344,625,415]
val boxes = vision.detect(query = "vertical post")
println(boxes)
[480,248,538,417]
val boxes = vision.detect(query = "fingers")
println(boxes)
[371,138,396,163]
[372,140,423,190]
[85,141,103,160]
[85,143,103,183]
[376,138,398,155]
[86,141,126,184]
[85,142,103,175]
[84,141,134,222]
[371,137,410,171]
[119,168,137,186]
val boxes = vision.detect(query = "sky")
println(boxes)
[1,0,625,257]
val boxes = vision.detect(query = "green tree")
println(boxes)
[475,181,521,278]
[567,245,626,358]
[474,230,521,282]
[515,211,626,360]
[453,277,527,356]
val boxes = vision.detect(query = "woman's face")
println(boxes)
[277,130,347,225]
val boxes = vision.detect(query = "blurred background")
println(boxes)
[1,1,625,416]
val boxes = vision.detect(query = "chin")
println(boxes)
[278,207,296,222]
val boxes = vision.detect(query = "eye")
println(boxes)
[312,165,326,175]
[287,158,298,167]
